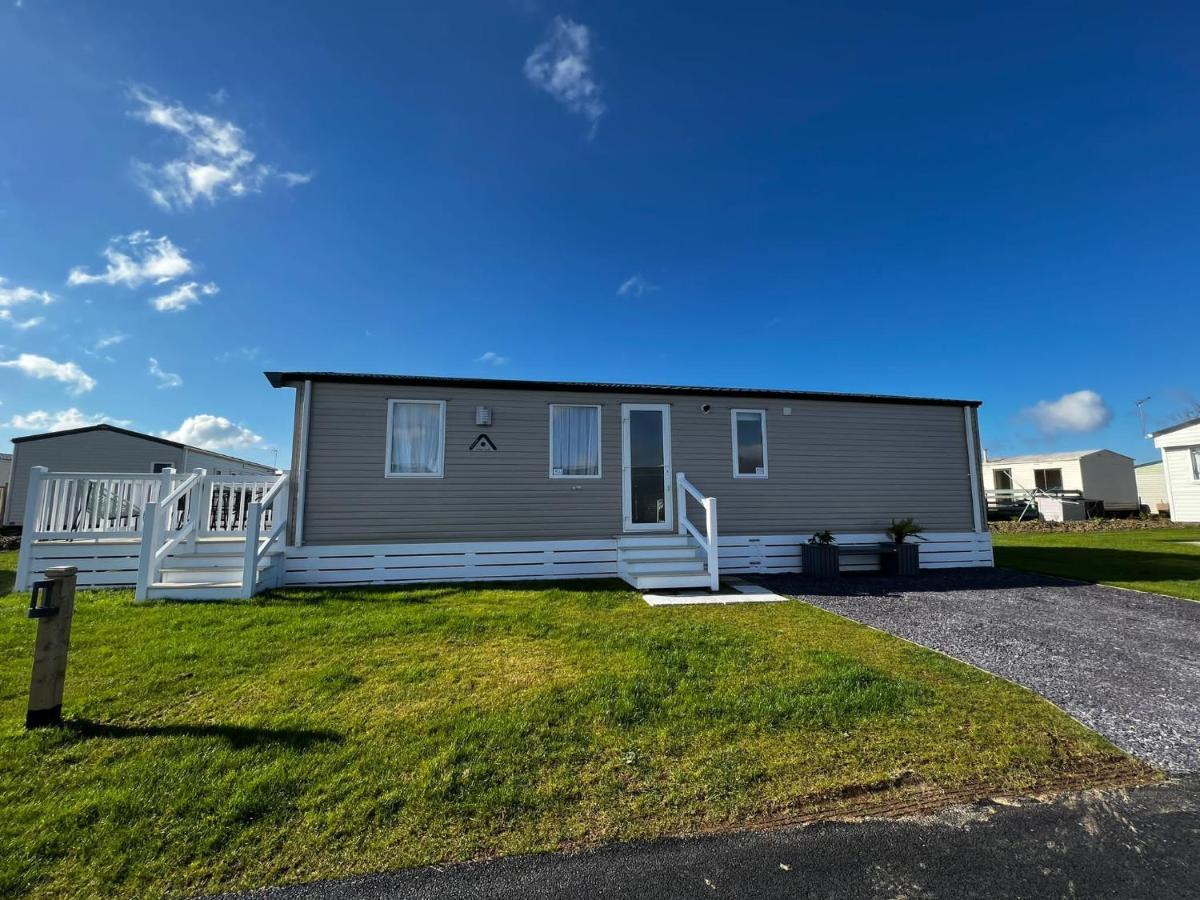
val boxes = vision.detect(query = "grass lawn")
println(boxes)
[0,550,1143,898]
[993,527,1200,602]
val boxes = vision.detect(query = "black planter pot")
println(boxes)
[882,542,921,576]
[802,543,841,579]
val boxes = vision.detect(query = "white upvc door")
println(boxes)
[621,403,674,532]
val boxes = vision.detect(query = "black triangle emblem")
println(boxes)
[469,434,498,452]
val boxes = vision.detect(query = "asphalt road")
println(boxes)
[770,567,1200,773]
[216,777,1200,899]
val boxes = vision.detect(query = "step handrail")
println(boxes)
[675,471,719,591]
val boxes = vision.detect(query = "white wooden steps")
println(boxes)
[145,537,284,601]
[616,535,716,591]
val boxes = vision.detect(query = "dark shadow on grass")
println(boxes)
[994,546,1200,594]
[63,718,343,749]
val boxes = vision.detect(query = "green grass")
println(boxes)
[993,527,1200,602]
[0,549,1139,898]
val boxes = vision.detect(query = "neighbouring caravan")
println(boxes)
[1134,461,1170,516]
[4,424,276,527]
[981,449,1138,518]
[1151,418,1200,523]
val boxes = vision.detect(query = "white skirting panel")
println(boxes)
[282,532,993,588]
[718,532,993,574]
[283,539,621,587]
[19,540,144,590]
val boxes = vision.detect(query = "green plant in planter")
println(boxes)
[808,530,836,545]
[885,518,925,544]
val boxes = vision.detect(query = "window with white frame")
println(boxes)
[732,409,768,478]
[386,399,446,477]
[1191,447,1200,481]
[550,404,601,478]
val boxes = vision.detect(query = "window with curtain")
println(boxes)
[550,404,601,478]
[732,409,768,477]
[386,400,445,477]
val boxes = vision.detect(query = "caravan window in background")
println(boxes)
[993,469,1013,490]
[386,400,446,478]
[1034,468,1063,491]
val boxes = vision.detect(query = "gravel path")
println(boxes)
[764,568,1200,773]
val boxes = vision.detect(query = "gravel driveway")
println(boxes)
[764,568,1200,773]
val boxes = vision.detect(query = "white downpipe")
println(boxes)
[14,466,48,592]
[294,380,312,547]
[963,407,984,533]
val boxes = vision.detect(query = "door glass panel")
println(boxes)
[629,409,666,525]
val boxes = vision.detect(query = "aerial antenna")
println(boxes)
[1135,396,1151,437]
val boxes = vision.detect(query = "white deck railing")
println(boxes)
[675,471,719,591]
[15,466,288,598]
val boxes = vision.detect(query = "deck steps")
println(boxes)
[616,534,718,591]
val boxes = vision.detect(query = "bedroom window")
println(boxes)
[732,409,768,478]
[386,399,446,478]
[550,404,601,478]
[1034,468,1063,491]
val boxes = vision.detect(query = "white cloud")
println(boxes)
[93,333,127,351]
[0,276,55,309]
[215,346,260,363]
[474,351,510,366]
[1023,390,1113,436]
[148,357,183,389]
[524,17,605,135]
[0,353,96,394]
[4,408,131,433]
[67,231,194,288]
[128,85,311,211]
[617,274,658,297]
[161,413,263,450]
[0,312,45,329]
[151,281,218,312]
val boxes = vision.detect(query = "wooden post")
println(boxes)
[26,566,77,728]
[14,467,48,593]
[676,472,687,536]
[242,501,261,599]
[134,502,158,601]
[705,497,719,592]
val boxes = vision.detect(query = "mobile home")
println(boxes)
[14,373,993,598]
[981,449,1138,517]
[1151,418,1200,522]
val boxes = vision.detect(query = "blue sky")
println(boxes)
[0,1,1196,466]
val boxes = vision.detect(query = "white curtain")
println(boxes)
[390,402,443,474]
[552,406,599,476]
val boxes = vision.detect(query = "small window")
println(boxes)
[386,400,446,478]
[151,462,173,473]
[993,468,1013,490]
[1034,468,1063,491]
[1191,447,1200,481]
[732,409,768,478]
[549,404,601,478]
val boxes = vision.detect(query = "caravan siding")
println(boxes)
[1078,451,1138,510]
[6,430,184,526]
[299,381,979,545]
[1134,462,1169,513]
